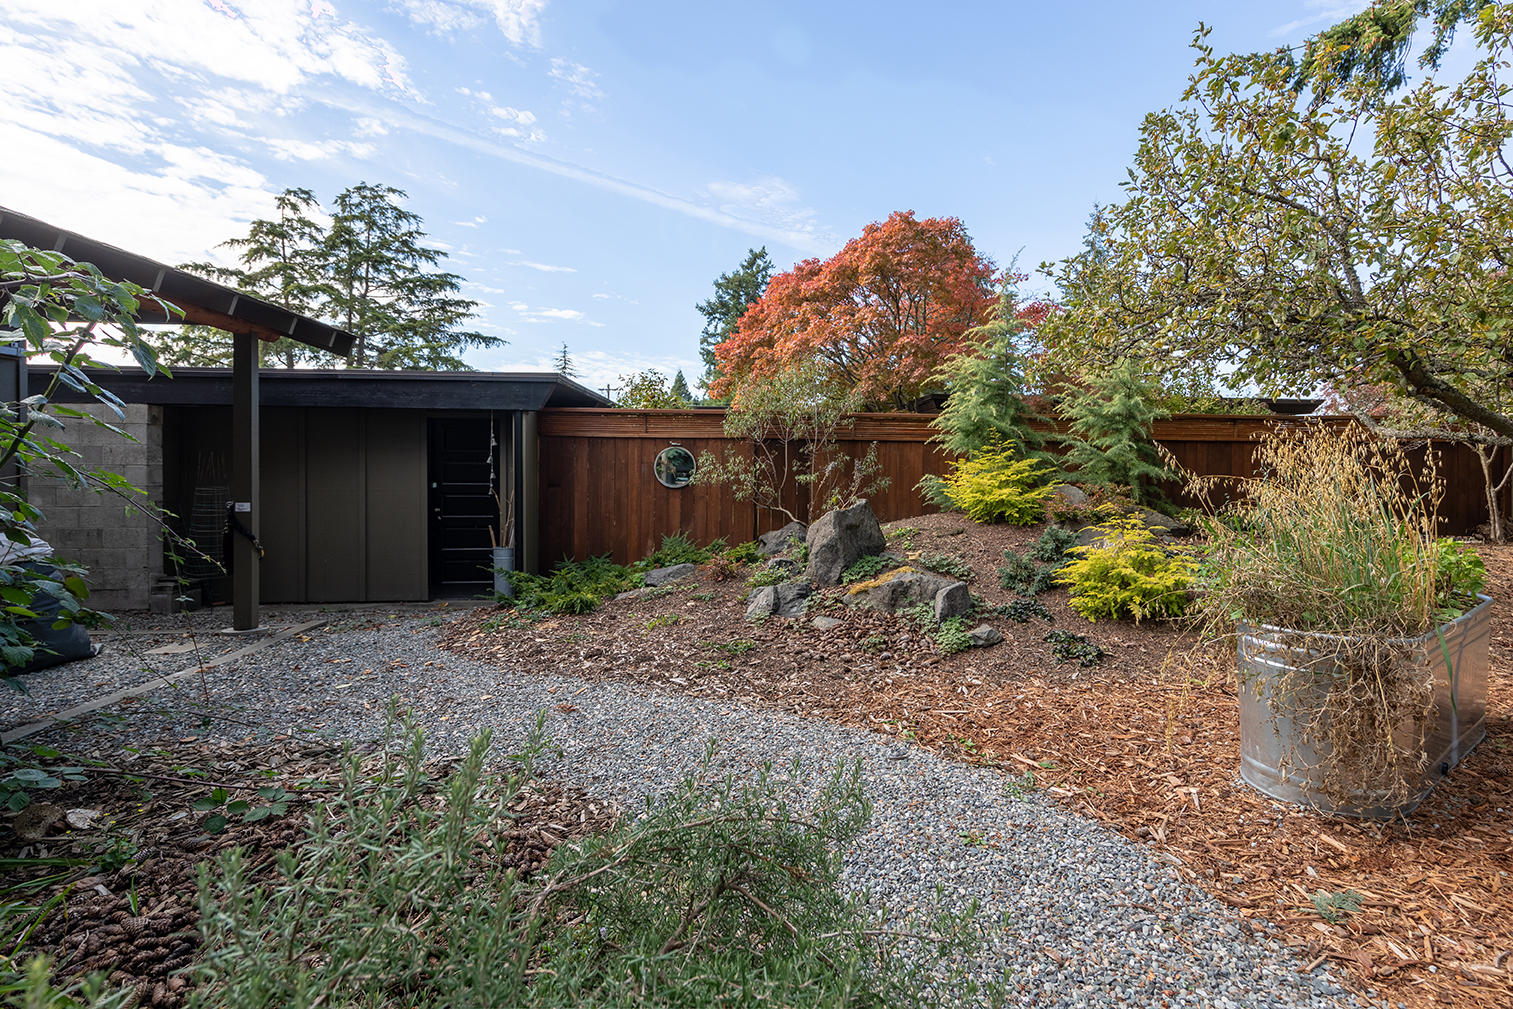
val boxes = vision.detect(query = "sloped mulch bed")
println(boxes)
[440,512,1513,1009]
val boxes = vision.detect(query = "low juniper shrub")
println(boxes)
[1044,630,1106,667]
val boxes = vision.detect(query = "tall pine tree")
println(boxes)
[151,188,329,367]
[696,247,773,395]
[323,183,501,369]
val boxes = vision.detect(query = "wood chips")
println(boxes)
[441,517,1513,1009]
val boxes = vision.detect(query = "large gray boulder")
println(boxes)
[844,568,958,614]
[775,582,813,618]
[758,520,808,557]
[805,501,886,586]
[746,582,813,620]
[746,586,778,620]
[934,581,972,622]
[644,563,697,586]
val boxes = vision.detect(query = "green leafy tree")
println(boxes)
[0,241,170,681]
[1286,0,1492,92]
[615,369,683,409]
[670,368,693,405]
[694,360,888,524]
[323,182,501,369]
[148,189,328,368]
[1056,361,1174,509]
[1042,10,1513,446]
[696,247,773,394]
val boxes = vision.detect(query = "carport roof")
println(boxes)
[32,365,612,410]
[0,205,354,357]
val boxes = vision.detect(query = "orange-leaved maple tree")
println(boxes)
[710,210,1000,410]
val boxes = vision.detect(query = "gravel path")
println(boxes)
[7,606,1376,1009]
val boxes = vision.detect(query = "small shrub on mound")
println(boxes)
[1027,526,1078,564]
[1044,629,1107,667]
[723,539,762,565]
[919,552,974,581]
[998,553,1057,596]
[1048,484,1140,529]
[927,447,1056,525]
[634,531,715,570]
[841,554,894,584]
[1054,516,1196,622]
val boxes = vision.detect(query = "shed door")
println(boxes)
[427,417,497,597]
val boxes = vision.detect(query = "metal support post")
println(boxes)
[231,331,260,630]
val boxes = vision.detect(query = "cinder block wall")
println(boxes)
[29,404,164,611]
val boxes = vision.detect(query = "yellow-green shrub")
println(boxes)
[933,448,1056,525]
[1055,515,1196,622]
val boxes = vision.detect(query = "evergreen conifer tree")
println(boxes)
[670,369,693,405]
[323,183,502,369]
[929,284,1048,461]
[553,342,576,377]
[1056,360,1175,508]
[696,247,773,394]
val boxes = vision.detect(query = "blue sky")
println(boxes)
[1,1,1378,390]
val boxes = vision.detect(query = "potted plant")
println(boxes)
[1191,426,1490,817]
[490,480,516,598]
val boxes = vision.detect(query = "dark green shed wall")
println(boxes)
[165,406,428,603]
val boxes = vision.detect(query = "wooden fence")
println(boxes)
[538,409,1509,566]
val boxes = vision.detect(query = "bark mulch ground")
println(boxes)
[440,511,1513,1009]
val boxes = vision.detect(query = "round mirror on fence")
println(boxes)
[654,445,697,488]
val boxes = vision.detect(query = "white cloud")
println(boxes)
[327,97,838,254]
[549,58,603,100]
[509,260,576,273]
[522,350,700,391]
[455,215,489,227]
[706,176,823,241]
[1270,1,1371,39]
[0,122,275,267]
[399,0,547,46]
[353,116,389,136]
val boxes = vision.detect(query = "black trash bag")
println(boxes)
[7,562,96,675]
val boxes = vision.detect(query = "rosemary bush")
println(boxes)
[190,713,1001,1008]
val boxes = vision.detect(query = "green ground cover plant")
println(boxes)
[918,553,973,582]
[502,556,640,615]
[184,712,1002,1009]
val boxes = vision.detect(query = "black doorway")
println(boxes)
[427,417,497,598]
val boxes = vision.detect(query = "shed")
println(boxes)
[33,366,608,608]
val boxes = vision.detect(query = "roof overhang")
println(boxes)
[0,206,354,357]
[32,366,612,410]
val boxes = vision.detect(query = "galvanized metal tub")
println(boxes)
[1237,594,1491,818]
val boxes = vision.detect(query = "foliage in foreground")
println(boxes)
[1,240,175,683]
[1054,515,1196,623]
[190,715,1002,1008]
[923,447,1055,525]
